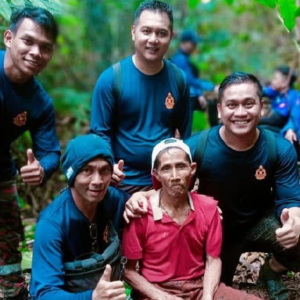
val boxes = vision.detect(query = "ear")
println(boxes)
[131,25,135,42]
[4,30,13,48]
[190,162,197,177]
[152,169,161,182]
[260,100,264,117]
[217,102,222,119]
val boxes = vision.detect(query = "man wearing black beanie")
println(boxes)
[30,134,131,300]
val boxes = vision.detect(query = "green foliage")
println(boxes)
[188,0,198,9]
[278,0,296,32]
[254,0,277,8]
[255,0,298,31]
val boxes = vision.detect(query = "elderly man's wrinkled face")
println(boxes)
[153,148,196,198]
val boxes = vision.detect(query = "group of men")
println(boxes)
[1,1,300,300]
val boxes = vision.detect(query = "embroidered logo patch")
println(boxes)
[255,165,266,180]
[66,167,74,179]
[165,92,174,109]
[13,111,27,126]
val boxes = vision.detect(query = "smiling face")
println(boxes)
[4,18,54,83]
[217,82,263,139]
[153,148,196,198]
[72,158,112,209]
[131,10,173,66]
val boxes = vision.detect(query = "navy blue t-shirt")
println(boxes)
[90,55,192,186]
[30,186,129,299]
[0,50,60,181]
[186,125,300,232]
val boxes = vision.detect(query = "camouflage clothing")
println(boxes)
[0,179,27,299]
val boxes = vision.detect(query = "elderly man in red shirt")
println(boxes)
[122,138,262,300]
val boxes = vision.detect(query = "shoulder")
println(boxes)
[191,192,219,221]
[185,126,219,158]
[38,188,71,222]
[102,187,129,210]
[191,192,218,210]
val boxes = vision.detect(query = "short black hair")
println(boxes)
[218,71,263,103]
[134,0,173,31]
[153,147,191,170]
[275,65,297,88]
[9,6,58,43]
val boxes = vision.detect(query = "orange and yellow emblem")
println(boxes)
[13,111,27,126]
[255,165,267,180]
[165,92,175,109]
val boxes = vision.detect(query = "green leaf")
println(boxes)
[254,0,277,8]
[278,0,296,31]
[188,0,199,9]
[11,0,25,6]
[224,0,234,4]
[294,6,300,17]
[0,0,12,20]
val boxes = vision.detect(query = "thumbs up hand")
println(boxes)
[92,265,126,300]
[111,160,126,186]
[20,149,44,186]
[275,208,300,249]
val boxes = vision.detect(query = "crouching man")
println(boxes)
[30,135,128,300]
[122,138,262,300]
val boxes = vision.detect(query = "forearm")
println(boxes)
[202,256,221,300]
[125,268,172,300]
[39,151,60,181]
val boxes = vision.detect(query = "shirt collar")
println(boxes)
[150,189,195,221]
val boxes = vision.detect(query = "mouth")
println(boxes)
[146,46,159,53]
[24,59,40,68]
[233,120,249,125]
[88,189,103,196]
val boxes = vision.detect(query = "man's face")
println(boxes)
[72,158,112,207]
[271,71,289,92]
[131,10,173,64]
[217,83,263,138]
[4,18,54,83]
[153,148,196,198]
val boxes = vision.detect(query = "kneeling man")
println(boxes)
[122,138,262,300]
[30,135,127,299]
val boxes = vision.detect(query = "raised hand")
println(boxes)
[20,149,44,186]
[92,265,126,300]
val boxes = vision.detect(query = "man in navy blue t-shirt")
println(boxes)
[186,72,300,300]
[30,135,129,300]
[90,0,192,194]
[0,7,60,299]
[125,71,300,300]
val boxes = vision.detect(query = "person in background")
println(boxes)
[260,65,298,133]
[0,7,60,299]
[171,29,216,111]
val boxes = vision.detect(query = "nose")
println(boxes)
[148,32,158,43]
[171,167,179,179]
[235,104,247,116]
[91,172,103,185]
[29,45,41,57]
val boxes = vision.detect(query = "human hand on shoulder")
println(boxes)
[111,160,125,186]
[20,149,44,186]
[92,265,126,300]
[276,208,300,249]
[285,129,297,144]
[123,191,151,223]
